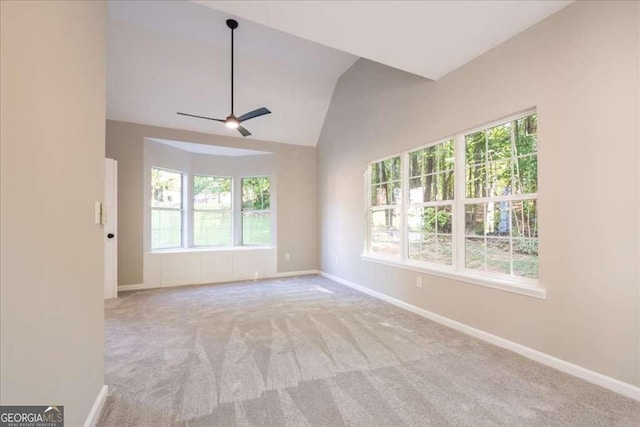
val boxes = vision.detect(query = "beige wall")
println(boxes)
[317,1,640,386]
[1,1,106,425]
[106,121,318,285]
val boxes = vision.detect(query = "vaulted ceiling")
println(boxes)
[107,1,357,146]
[107,1,572,146]
[197,1,572,79]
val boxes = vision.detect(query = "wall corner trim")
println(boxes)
[318,271,640,401]
[83,385,108,427]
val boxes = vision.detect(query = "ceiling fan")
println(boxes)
[177,19,271,137]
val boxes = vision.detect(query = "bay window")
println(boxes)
[150,168,273,249]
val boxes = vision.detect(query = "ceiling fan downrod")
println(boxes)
[177,18,271,137]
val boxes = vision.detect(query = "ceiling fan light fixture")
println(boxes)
[225,118,239,129]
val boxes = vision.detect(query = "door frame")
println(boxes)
[104,158,118,299]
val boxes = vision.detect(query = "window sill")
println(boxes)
[150,246,274,254]
[361,254,546,299]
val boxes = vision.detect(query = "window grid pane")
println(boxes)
[151,168,182,209]
[370,207,401,257]
[465,116,538,200]
[193,175,232,247]
[462,112,538,279]
[408,140,455,201]
[406,140,454,266]
[193,176,232,210]
[194,210,232,246]
[151,167,183,250]
[242,177,270,211]
[242,177,271,245]
[151,208,182,249]
[463,199,538,278]
[407,204,453,265]
[242,211,271,245]
[369,156,402,258]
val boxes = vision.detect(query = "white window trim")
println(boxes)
[361,254,545,299]
[363,109,545,299]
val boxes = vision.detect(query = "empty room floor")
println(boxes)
[99,275,640,426]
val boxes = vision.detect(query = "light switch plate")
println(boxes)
[94,202,103,225]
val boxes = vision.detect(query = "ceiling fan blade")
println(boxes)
[177,112,225,122]
[237,107,271,123]
[237,126,251,137]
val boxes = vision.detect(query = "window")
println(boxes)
[150,168,274,250]
[369,156,401,257]
[151,168,183,250]
[463,114,538,278]
[365,111,538,287]
[407,139,455,265]
[193,176,232,246]
[241,177,271,245]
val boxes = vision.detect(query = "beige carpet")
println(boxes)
[99,275,640,426]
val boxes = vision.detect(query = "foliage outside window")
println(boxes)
[241,177,271,245]
[151,168,183,250]
[366,111,538,283]
[193,176,232,246]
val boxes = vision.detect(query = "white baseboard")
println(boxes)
[126,271,320,292]
[117,284,143,291]
[84,385,108,427]
[273,269,319,278]
[319,271,640,402]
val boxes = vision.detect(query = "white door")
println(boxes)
[104,158,118,299]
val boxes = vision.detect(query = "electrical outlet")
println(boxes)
[284,253,290,261]
[335,257,340,265]
[416,276,423,289]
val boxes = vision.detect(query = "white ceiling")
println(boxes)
[107,1,357,146]
[148,138,272,156]
[108,1,572,147]
[197,0,572,79]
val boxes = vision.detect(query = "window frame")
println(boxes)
[363,109,544,299]
[240,175,272,247]
[192,174,234,248]
[150,166,185,251]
